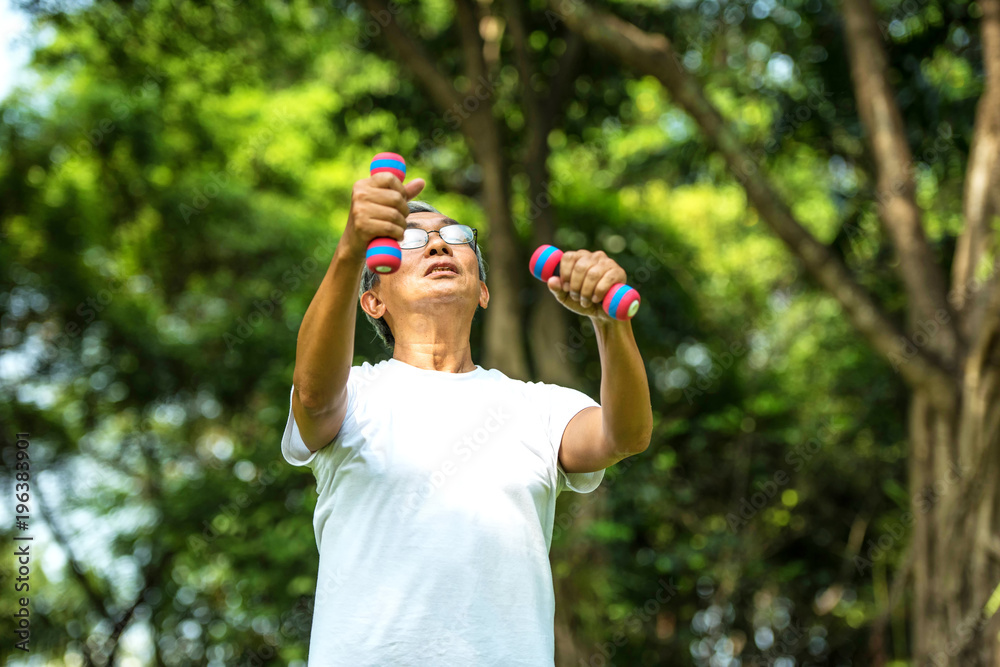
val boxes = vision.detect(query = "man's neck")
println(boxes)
[392,343,476,373]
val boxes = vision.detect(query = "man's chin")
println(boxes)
[411,287,477,305]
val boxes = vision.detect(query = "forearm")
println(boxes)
[292,243,365,411]
[592,318,653,453]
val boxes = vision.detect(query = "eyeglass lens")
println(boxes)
[400,224,474,249]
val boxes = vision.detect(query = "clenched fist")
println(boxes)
[546,249,629,322]
[340,172,425,263]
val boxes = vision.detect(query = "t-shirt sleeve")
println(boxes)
[538,382,605,496]
[280,374,358,467]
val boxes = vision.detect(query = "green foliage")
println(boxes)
[0,0,984,664]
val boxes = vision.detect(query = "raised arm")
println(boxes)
[545,250,654,472]
[291,172,424,452]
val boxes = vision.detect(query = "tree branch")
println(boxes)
[362,0,498,149]
[506,3,584,183]
[36,481,114,619]
[505,0,550,239]
[955,0,1000,331]
[505,0,538,126]
[105,553,171,666]
[937,577,1000,660]
[360,0,463,113]
[547,0,957,406]
[104,593,145,665]
[505,0,583,387]
[841,0,960,362]
[869,546,913,662]
[545,32,585,126]
[455,0,487,85]
[948,276,1000,523]
[969,274,1000,384]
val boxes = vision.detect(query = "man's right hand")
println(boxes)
[340,173,426,262]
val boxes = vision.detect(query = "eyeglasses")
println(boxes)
[400,223,477,250]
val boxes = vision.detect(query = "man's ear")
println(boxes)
[360,289,386,319]
[478,281,489,309]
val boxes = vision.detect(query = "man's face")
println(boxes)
[367,212,488,322]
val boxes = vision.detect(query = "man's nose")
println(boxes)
[425,231,452,256]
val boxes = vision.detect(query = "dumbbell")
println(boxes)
[529,244,641,320]
[365,152,407,274]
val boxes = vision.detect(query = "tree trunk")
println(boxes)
[471,117,531,380]
[523,120,580,388]
[552,487,610,667]
[909,355,1000,665]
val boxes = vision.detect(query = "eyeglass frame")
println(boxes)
[400,223,478,252]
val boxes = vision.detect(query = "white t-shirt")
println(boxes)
[280,358,605,666]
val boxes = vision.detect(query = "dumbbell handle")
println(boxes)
[365,153,407,274]
[529,244,641,320]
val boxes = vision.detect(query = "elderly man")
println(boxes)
[281,170,653,666]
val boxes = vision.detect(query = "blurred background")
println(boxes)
[1,0,998,665]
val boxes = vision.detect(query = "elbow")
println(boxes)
[294,376,350,419]
[611,421,653,456]
[631,430,653,454]
[293,382,333,414]
[631,415,655,453]
[603,409,653,457]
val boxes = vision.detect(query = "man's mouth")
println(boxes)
[425,263,458,276]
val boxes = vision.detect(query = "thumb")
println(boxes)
[404,178,426,201]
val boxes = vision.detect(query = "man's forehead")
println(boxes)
[405,212,459,229]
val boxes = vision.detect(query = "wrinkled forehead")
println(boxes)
[405,211,460,230]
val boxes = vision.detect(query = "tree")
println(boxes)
[547,0,1000,662]
[5,0,995,664]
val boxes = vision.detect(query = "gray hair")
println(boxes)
[359,200,488,351]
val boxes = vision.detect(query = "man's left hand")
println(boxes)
[546,249,628,322]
